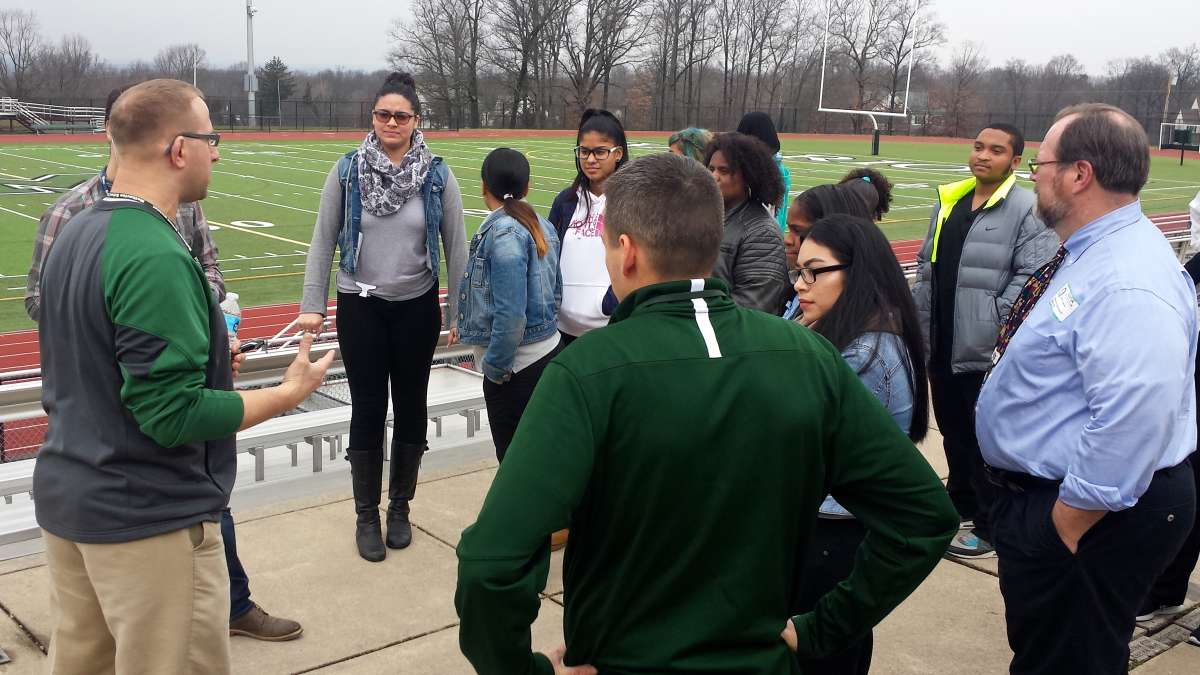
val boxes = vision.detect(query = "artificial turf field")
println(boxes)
[0,132,1197,333]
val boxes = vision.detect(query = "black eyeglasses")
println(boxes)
[166,132,220,155]
[797,263,849,284]
[373,109,416,124]
[1028,159,1066,176]
[575,146,619,161]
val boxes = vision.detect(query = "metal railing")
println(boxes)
[0,98,104,131]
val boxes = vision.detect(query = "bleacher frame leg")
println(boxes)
[254,447,265,482]
[311,436,323,473]
[289,443,298,467]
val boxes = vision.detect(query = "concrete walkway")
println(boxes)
[0,428,1196,673]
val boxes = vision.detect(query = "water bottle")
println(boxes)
[220,292,242,338]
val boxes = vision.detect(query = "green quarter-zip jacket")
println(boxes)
[456,278,957,674]
[34,196,244,544]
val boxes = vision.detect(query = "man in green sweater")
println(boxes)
[455,153,958,674]
[36,79,333,674]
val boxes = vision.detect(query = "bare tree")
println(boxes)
[878,0,943,131]
[487,0,573,127]
[997,58,1033,118]
[40,34,95,101]
[388,0,484,128]
[825,0,891,132]
[560,0,645,115]
[782,0,824,131]
[715,0,746,127]
[0,9,42,99]
[1160,44,1200,120]
[932,41,987,138]
[1031,53,1087,118]
[154,43,206,83]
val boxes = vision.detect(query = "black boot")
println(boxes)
[346,448,386,562]
[386,441,426,549]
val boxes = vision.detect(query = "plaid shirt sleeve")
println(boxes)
[184,202,226,302]
[26,177,102,322]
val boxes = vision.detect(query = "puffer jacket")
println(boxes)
[911,175,1058,373]
[713,200,790,314]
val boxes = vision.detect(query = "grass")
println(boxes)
[0,133,1197,333]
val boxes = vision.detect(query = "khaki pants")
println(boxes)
[43,522,231,675]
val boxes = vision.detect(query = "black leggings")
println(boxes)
[482,342,563,462]
[336,286,441,454]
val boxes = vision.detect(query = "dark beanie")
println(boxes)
[736,112,780,154]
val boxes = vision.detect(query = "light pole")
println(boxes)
[245,1,258,127]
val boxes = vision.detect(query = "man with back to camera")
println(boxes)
[977,103,1198,674]
[455,152,958,674]
[911,123,1058,559]
[27,85,304,643]
[34,79,333,674]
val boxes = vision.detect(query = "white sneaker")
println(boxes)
[1135,603,1187,622]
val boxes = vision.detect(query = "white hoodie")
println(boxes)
[558,190,610,336]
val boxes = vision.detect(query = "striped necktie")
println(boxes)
[991,245,1067,367]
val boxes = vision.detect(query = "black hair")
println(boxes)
[374,71,421,115]
[571,108,629,221]
[792,183,873,228]
[736,111,781,154]
[105,85,133,123]
[481,148,548,257]
[804,214,929,442]
[704,132,784,209]
[980,122,1025,157]
[839,168,894,221]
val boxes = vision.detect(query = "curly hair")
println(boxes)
[839,168,893,222]
[703,132,784,209]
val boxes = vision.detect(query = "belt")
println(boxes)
[984,464,1062,493]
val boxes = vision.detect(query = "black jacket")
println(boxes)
[713,200,790,313]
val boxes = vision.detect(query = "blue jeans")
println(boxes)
[221,509,253,621]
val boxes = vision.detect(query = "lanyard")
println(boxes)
[104,192,191,253]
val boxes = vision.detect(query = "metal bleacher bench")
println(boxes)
[0,365,485,547]
[31,122,101,134]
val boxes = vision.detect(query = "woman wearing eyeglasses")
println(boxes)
[791,213,929,675]
[547,109,629,344]
[297,71,467,563]
[781,183,874,320]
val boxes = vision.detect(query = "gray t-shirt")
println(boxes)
[301,162,467,319]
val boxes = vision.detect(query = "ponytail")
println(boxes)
[502,193,548,258]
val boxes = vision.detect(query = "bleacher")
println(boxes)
[0,98,104,134]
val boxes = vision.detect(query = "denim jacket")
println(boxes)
[820,331,916,518]
[335,150,448,279]
[456,209,562,383]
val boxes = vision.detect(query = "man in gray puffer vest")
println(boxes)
[912,123,1058,559]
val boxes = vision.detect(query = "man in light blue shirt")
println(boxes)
[976,103,1198,675]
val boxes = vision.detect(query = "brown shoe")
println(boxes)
[550,529,569,552]
[229,603,303,642]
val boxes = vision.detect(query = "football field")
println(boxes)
[0,132,1197,333]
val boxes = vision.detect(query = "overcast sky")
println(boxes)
[11,0,1199,75]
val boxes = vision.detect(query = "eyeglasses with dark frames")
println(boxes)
[372,109,416,124]
[1028,159,1067,176]
[165,132,220,155]
[797,263,849,285]
[575,146,619,161]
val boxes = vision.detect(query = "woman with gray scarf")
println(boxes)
[298,72,467,562]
